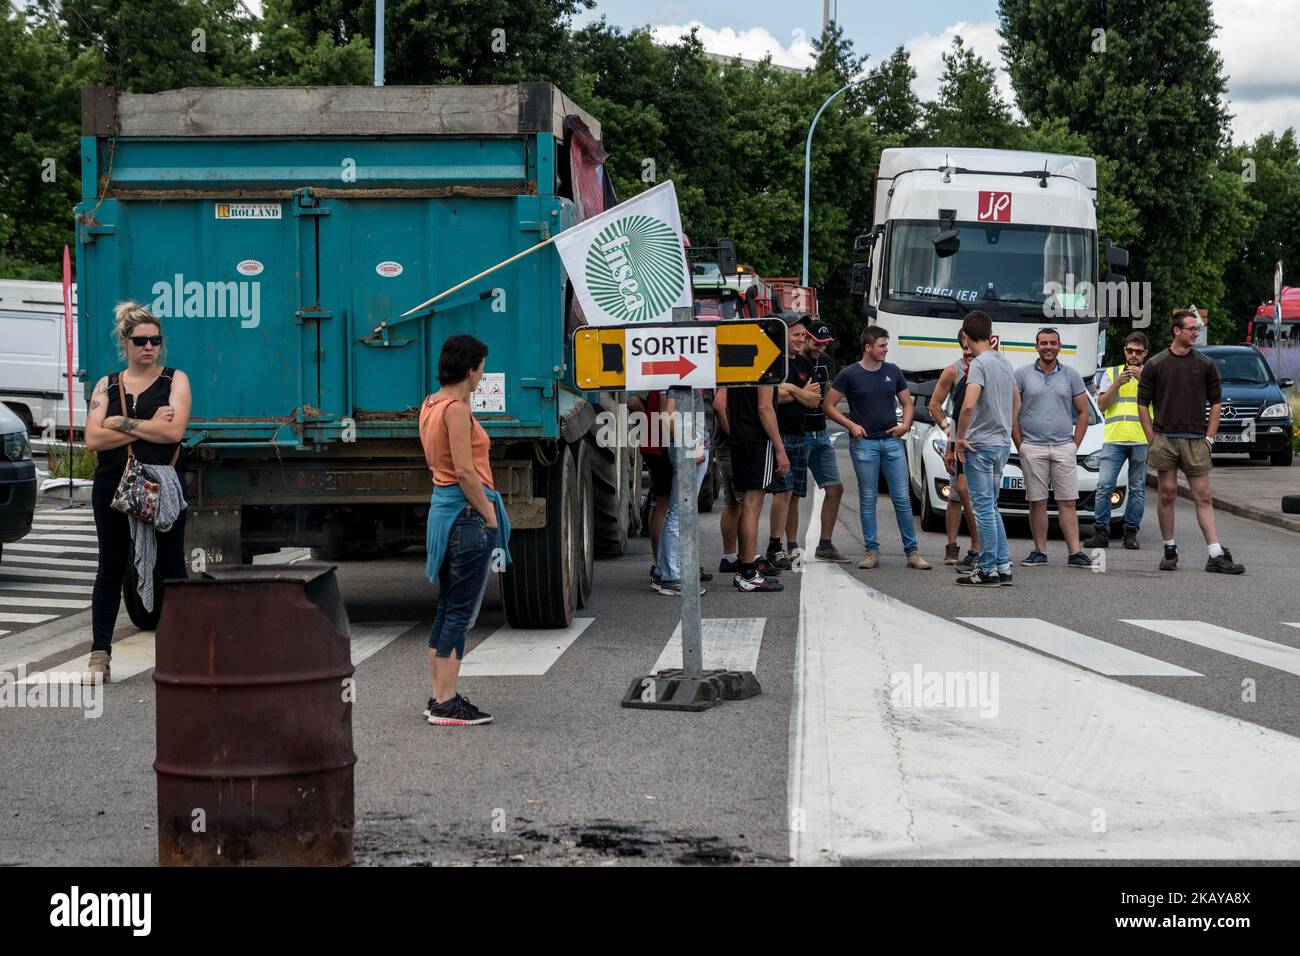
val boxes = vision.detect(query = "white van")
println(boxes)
[0,279,85,435]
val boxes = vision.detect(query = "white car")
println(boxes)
[904,381,1129,534]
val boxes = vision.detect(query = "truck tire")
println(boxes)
[590,432,630,556]
[919,465,945,533]
[501,444,578,628]
[576,439,594,608]
[122,540,164,631]
[1283,494,1300,515]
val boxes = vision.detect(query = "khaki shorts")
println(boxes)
[1019,441,1079,502]
[1148,433,1212,477]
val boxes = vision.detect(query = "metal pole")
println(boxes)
[671,306,703,678]
[803,81,857,286]
[374,0,385,87]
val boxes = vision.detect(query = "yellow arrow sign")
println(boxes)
[573,319,786,391]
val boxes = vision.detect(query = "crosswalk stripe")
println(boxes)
[459,618,594,676]
[0,581,91,595]
[32,515,95,524]
[22,631,156,685]
[34,510,94,519]
[0,631,90,677]
[30,523,97,533]
[350,623,417,666]
[1124,620,1300,678]
[0,595,90,610]
[0,610,59,624]
[20,534,97,545]
[652,617,766,674]
[0,567,97,581]
[959,618,1202,677]
[7,542,99,556]
[0,553,98,569]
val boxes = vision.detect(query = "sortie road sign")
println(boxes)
[573,318,786,391]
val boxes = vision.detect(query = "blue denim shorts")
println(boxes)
[772,433,810,496]
[429,507,498,658]
[804,430,843,490]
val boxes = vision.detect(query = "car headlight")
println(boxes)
[1081,452,1102,471]
[930,436,948,455]
[2,430,31,462]
[1260,402,1290,419]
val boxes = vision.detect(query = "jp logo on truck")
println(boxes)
[149,273,261,329]
[977,190,1011,222]
[584,214,685,322]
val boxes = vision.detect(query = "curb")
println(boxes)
[1145,473,1300,535]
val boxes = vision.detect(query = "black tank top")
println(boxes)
[96,367,183,473]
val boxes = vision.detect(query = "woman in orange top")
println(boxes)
[418,335,511,727]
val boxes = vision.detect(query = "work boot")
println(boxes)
[944,542,961,564]
[1159,544,1178,571]
[83,650,110,684]
[1082,526,1109,549]
[858,550,880,570]
[815,544,851,563]
[1205,548,1245,575]
[905,551,932,570]
[1122,527,1140,550]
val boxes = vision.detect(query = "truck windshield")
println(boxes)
[885,220,1095,319]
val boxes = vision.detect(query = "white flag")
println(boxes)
[554,180,692,327]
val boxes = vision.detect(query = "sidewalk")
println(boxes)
[1146,456,1300,534]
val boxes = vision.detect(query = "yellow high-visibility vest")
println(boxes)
[1101,364,1150,444]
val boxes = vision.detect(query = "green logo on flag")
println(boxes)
[584,214,685,322]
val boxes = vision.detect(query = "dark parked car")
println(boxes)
[0,401,37,561]
[1199,346,1295,466]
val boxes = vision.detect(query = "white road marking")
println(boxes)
[652,617,765,673]
[29,524,97,535]
[22,631,156,685]
[6,542,99,556]
[20,534,97,545]
[959,618,1201,677]
[0,582,91,595]
[0,630,92,677]
[1124,620,1300,678]
[790,486,1300,864]
[0,610,58,624]
[351,623,417,666]
[0,553,98,569]
[459,618,594,676]
[32,513,95,523]
[0,595,90,610]
[0,567,96,582]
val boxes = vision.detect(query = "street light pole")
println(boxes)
[802,81,858,286]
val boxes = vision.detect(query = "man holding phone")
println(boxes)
[1085,331,1151,550]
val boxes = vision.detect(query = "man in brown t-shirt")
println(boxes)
[1137,310,1244,574]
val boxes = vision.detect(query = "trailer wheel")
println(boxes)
[576,439,594,608]
[501,444,577,628]
[122,539,164,631]
[590,431,630,556]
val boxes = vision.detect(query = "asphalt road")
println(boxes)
[2,438,1299,865]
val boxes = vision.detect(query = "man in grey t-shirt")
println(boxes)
[1012,327,1091,568]
[953,311,1018,587]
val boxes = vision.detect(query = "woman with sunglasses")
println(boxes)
[82,302,192,682]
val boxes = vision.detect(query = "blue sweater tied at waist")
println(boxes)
[424,483,512,583]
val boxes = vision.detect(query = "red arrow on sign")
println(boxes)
[642,356,697,379]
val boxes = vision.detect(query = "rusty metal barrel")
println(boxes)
[154,566,355,866]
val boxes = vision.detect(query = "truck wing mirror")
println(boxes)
[717,238,738,276]
[850,261,871,296]
[1105,241,1129,274]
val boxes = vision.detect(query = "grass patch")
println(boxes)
[1291,394,1300,452]
[46,443,97,480]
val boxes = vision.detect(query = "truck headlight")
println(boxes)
[1260,402,1289,419]
[2,430,31,462]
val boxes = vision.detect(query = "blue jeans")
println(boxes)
[656,449,710,583]
[428,507,497,659]
[1093,443,1147,529]
[964,446,1012,575]
[849,437,918,554]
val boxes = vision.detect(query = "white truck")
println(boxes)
[0,279,85,436]
[850,147,1129,381]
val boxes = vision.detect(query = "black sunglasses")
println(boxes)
[129,335,163,347]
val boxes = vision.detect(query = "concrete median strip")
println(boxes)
[789,486,1300,864]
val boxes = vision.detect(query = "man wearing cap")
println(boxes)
[766,317,822,570]
[796,316,850,562]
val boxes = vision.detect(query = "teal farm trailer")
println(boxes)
[75,84,639,628]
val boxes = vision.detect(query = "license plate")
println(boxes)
[1214,433,1244,443]
[1002,476,1024,490]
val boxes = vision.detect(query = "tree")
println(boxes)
[999,0,1234,338]
[862,46,921,140]
[253,0,373,85]
[921,35,1017,149]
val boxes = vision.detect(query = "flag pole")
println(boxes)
[398,235,557,319]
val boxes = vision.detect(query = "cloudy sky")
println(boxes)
[572,0,1300,144]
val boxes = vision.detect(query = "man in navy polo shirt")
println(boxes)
[824,326,932,570]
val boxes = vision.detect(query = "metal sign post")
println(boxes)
[620,306,766,712]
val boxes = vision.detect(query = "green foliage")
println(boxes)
[46,443,98,480]
[920,36,1017,148]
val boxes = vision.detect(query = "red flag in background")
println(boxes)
[568,117,608,223]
